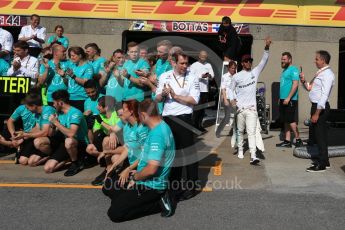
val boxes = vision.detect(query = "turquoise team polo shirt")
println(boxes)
[37,105,56,129]
[0,58,9,75]
[58,106,89,143]
[155,58,172,79]
[280,65,300,101]
[153,58,172,113]
[10,105,37,132]
[68,62,94,100]
[47,35,69,48]
[39,60,70,102]
[90,56,107,74]
[136,121,175,190]
[123,58,150,101]
[117,120,149,165]
[106,67,125,103]
[84,93,104,115]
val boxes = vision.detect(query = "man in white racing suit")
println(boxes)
[229,37,271,165]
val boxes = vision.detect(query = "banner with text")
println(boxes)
[2,0,345,27]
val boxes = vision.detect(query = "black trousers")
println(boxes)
[193,92,208,129]
[310,102,330,167]
[106,185,162,222]
[163,114,199,190]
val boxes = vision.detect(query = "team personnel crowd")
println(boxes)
[0,14,336,221]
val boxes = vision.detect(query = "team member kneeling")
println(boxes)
[8,93,55,166]
[86,96,121,185]
[105,99,176,222]
[35,90,89,176]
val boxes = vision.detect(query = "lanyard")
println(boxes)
[172,72,186,88]
[307,66,330,90]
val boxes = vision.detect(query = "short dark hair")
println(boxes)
[84,79,97,89]
[138,98,159,117]
[98,96,116,111]
[228,61,237,69]
[25,93,42,106]
[113,49,125,56]
[54,25,64,32]
[31,14,40,20]
[52,90,70,103]
[127,41,138,49]
[13,41,29,50]
[68,46,87,60]
[85,43,101,55]
[282,52,292,60]
[172,51,188,63]
[222,16,231,24]
[317,50,331,64]
[123,99,140,122]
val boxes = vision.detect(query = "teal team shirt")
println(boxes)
[280,65,300,100]
[39,60,70,102]
[123,58,150,101]
[68,62,94,100]
[153,58,172,113]
[155,58,172,78]
[90,57,107,74]
[136,121,175,190]
[106,69,125,103]
[117,121,149,165]
[47,35,69,48]
[84,93,104,115]
[10,105,37,132]
[58,106,89,143]
[0,58,9,75]
[37,105,56,129]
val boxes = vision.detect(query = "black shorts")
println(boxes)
[19,139,48,158]
[93,130,107,152]
[279,99,298,123]
[48,133,87,163]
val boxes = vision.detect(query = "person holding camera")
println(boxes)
[300,50,335,172]
[190,50,214,132]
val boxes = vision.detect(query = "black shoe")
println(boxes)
[306,165,326,172]
[64,161,84,177]
[178,189,197,201]
[159,191,176,217]
[311,161,330,169]
[216,132,221,138]
[250,158,260,165]
[295,139,303,147]
[91,169,107,186]
[83,156,98,169]
[276,140,292,148]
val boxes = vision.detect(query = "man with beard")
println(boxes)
[276,52,302,148]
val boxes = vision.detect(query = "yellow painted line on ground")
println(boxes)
[198,187,213,192]
[0,183,102,189]
[213,160,222,176]
[0,160,15,164]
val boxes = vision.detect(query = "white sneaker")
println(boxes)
[238,150,244,159]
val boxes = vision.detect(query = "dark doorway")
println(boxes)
[338,38,345,109]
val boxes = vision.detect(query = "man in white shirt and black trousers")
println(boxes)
[300,50,335,172]
[229,37,271,165]
[156,51,200,201]
[18,14,46,57]
[190,50,214,132]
